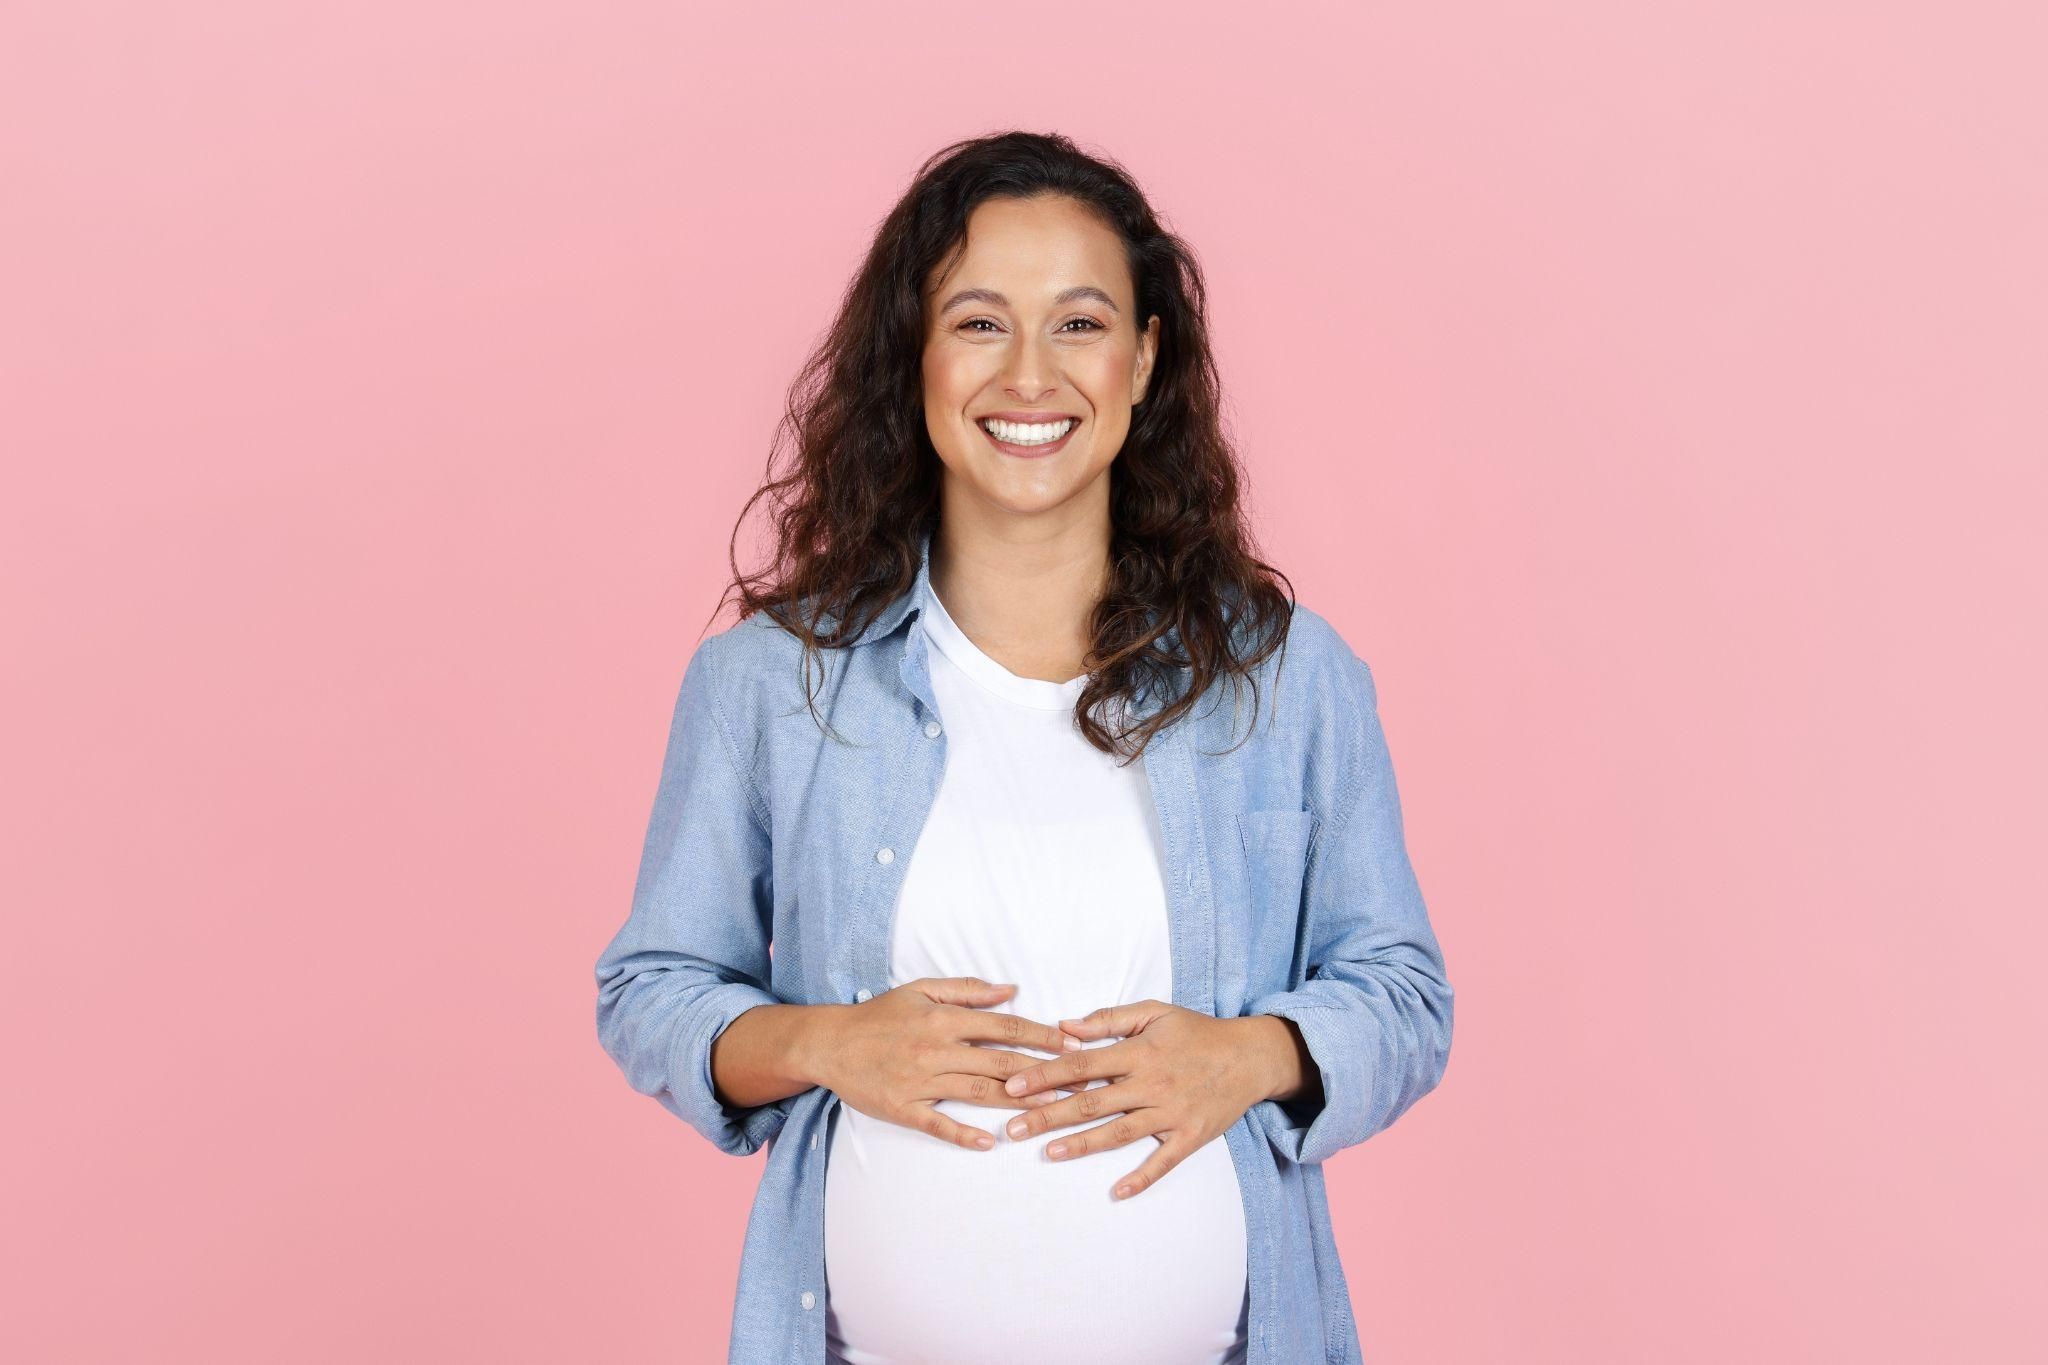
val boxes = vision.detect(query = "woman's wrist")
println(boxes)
[787,1002,848,1092]
[711,1002,846,1110]
[1238,1013,1314,1106]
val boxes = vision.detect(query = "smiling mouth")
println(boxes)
[978,416,1079,451]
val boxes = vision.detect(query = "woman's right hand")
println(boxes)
[815,976,1082,1150]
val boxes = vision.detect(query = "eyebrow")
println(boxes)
[935,285,1122,316]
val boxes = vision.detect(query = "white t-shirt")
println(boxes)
[824,577,1250,1365]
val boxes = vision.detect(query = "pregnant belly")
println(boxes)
[822,1088,1250,1365]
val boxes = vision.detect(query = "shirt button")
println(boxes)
[801,1291,816,1311]
[924,720,942,738]
[854,988,872,1003]
[810,1132,819,1150]
[875,847,894,864]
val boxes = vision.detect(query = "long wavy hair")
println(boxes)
[712,129,1296,763]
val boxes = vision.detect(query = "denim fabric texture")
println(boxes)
[594,529,1454,1364]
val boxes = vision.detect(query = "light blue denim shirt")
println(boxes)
[594,530,1454,1364]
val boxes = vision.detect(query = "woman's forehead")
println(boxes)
[926,197,1134,308]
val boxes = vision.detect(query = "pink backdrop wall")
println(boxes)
[4,3,2043,1361]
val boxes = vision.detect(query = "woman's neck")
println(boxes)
[927,519,1108,685]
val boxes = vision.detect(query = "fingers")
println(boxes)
[1001,1079,1139,1145]
[1003,1041,1115,1099]
[916,976,1017,1007]
[943,1043,1087,1098]
[929,1070,1065,1111]
[1058,1008,1119,1038]
[901,1099,998,1151]
[950,1005,1082,1058]
[1058,999,1170,1040]
[1016,1105,1183,1201]
[917,978,1083,1056]
[1107,1132,1187,1201]
[896,1079,1063,1151]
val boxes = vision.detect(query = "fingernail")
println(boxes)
[1047,1142,1066,1158]
[1007,1118,1027,1138]
[975,1134,993,1149]
[1006,1075,1026,1095]
[1064,1036,1083,1051]
[1114,1184,1133,1199]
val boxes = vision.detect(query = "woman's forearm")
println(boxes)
[710,1001,846,1110]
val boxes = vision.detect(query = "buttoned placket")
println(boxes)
[850,612,948,1006]
[801,612,953,1350]
[1129,670,1283,1365]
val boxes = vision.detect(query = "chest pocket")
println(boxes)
[1234,808,1316,993]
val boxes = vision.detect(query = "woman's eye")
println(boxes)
[956,316,1102,335]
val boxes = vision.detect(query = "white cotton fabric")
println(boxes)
[823,576,1250,1365]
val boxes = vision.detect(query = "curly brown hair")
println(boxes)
[712,129,1296,763]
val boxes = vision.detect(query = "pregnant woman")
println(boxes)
[594,130,1454,1365]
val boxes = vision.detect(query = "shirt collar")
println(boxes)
[844,527,934,648]
[839,527,1186,721]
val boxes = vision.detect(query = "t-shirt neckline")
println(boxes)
[919,579,1087,711]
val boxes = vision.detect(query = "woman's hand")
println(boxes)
[815,976,1083,1151]
[998,1000,1285,1201]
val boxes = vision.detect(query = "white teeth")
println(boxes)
[981,418,1076,446]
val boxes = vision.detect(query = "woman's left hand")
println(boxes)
[998,1000,1278,1202]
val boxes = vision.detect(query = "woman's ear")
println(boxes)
[1132,314,1161,407]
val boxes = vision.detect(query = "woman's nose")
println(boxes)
[1001,334,1056,400]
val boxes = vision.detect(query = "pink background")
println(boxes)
[4,3,2043,1361]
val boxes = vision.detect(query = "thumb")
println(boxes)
[920,976,1017,1007]
[1059,1001,1159,1038]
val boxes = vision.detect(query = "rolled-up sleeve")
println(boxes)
[1246,651,1454,1166]
[594,632,793,1157]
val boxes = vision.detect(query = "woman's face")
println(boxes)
[921,194,1160,520]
